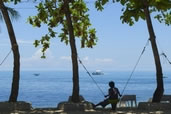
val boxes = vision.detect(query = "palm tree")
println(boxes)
[95,0,166,102]
[0,1,20,102]
[63,0,80,102]
[143,0,164,102]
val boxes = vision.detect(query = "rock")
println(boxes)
[57,96,94,111]
[68,95,85,102]
[57,101,94,111]
[0,101,32,112]
[138,102,171,111]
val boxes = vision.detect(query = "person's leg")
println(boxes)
[95,102,102,107]
[95,99,109,108]
[91,103,96,109]
[111,103,117,111]
[101,99,109,108]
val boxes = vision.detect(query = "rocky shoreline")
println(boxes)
[1,107,171,114]
[0,101,171,114]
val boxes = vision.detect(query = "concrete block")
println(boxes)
[138,102,171,111]
[0,101,32,112]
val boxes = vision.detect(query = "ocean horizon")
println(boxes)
[0,70,171,108]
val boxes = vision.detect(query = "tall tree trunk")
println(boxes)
[63,0,80,103]
[143,1,164,102]
[0,1,20,102]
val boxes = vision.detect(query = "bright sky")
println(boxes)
[0,1,171,72]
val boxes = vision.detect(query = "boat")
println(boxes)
[33,73,40,76]
[92,70,104,75]
[163,76,168,78]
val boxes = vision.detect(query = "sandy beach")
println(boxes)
[2,107,171,114]
[1,100,171,114]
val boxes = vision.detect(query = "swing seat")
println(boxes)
[109,99,119,104]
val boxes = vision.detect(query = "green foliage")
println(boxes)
[29,0,97,58]
[95,0,109,11]
[95,0,171,26]
[4,0,21,4]
[164,12,171,25]
[0,2,20,22]
[11,0,20,4]
[6,7,20,20]
[95,0,116,11]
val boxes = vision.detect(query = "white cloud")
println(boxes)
[77,56,116,71]
[0,39,33,47]
[78,56,114,64]
[26,48,55,60]
[95,58,113,63]
[83,56,89,61]
[17,39,33,44]
[20,52,116,71]
[60,56,71,61]
[21,48,57,70]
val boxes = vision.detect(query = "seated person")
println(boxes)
[94,81,122,110]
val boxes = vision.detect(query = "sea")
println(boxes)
[0,71,171,108]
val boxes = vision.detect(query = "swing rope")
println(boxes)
[0,49,12,66]
[120,39,150,96]
[118,39,149,107]
[161,52,171,64]
[156,39,171,65]
[78,38,149,99]
[78,57,106,96]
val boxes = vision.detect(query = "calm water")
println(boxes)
[0,71,171,108]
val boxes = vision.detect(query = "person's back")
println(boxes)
[108,81,121,110]
[94,81,121,111]
[109,87,119,99]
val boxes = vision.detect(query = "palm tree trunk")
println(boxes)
[143,1,164,102]
[63,0,80,103]
[0,1,20,102]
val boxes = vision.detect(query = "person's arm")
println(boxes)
[104,89,110,98]
[117,88,122,97]
[104,95,109,97]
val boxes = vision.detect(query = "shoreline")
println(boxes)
[0,101,171,114]
[2,107,171,114]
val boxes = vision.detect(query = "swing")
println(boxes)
[0,49,12,66]
[108,99,119,104]
[161,52,171,65]
[78,38,152,109]
[79,37,171,108]
[78,39,150,98]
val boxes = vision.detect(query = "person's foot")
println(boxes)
[101,104,105,108]
[111,108,116,111]
[92,103,96,109]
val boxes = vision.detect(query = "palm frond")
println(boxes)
[6,7,20,21]
[0,11,3,22]
[0,7,20,22]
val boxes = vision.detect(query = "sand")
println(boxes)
[1,107,171,114]
[0,100,171,114]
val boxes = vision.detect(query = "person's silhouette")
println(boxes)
[94,81,122,110]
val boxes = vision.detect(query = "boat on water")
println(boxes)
[33,73,40,76]
[92,70,104,75]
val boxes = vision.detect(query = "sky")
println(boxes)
[0,1,171,72]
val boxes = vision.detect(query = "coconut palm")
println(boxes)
[0,1,20,102]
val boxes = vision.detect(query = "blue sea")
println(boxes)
[0,71,171,108]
